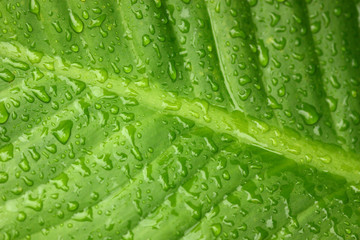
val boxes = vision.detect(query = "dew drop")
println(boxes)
[258,40,269,67]
[69,10,84,33]
[229,26,246,39]
[29,0,40,18]
[32,86,51,103]
[67,201,79,211]
[0,172,8,183]
[0,143,14,162]
[298,103,320,125]
[211,223,222,237]
[142,34,151,46]
[0,69,15,83]
[52,120,73,144]
[0,102,9,124]
[168,61,177,81]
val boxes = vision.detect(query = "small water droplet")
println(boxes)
[52,21,63,33]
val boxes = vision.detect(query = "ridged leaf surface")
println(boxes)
[1,0,360,239]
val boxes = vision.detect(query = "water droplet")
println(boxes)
[310,21,321,33]
[270,12,280,27]
[89,14,106,29]
[69,10,84,33]
[258,40,269,67]
[168,61,177,81]
[52,172,69,191]
[238,75,251,86]
[142,34,151,46]
[162,100,182,111]
[271,37,286,50]
[229,26,246,39]
[91,68,108,83]
[178,19,190,33]
[122,125,143,161]
[29,0,40,18]
[28,147,40,161]
[18,155,30,172]
[32,86,51,103]
[325,96,337,112]
[52,120,73,144]
[5,59,30,71]
[52,21,63,33]
[67,201,79,211]
[298,103,320,125]
[16,212,26,222]
[0,69,15,83]
[0,102,9,124]
[267,96,282,109]
[0,172,8,183]
[0,143,14,162]
[26,49,43,64]
[211,223,222,237]
[72,207,93,222]
[318,155,332,164]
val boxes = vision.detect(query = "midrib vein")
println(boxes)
[1,41,360,183]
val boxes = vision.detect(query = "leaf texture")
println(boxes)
[0,0,360,239]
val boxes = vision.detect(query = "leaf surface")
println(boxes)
[1,0,360,239]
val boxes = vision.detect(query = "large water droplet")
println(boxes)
[211,223,222,237]
[0,69,15,83]
[32,86,51,103]
[122,125,143,161]
[258,40,269,67]
[0,102,9,124]
[168,61,177,81]
[29,0,40,18]
[0,172,8,183]
[52,120,73,144]
[298,103,320,125]
[69,10,84,33]
[0,143,14,162]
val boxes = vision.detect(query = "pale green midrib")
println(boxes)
[26,126,199,239]
[179,160,295,240]
[0,41,360,183]
[2,113,159,237]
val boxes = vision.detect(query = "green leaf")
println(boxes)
[0,0,360,239]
